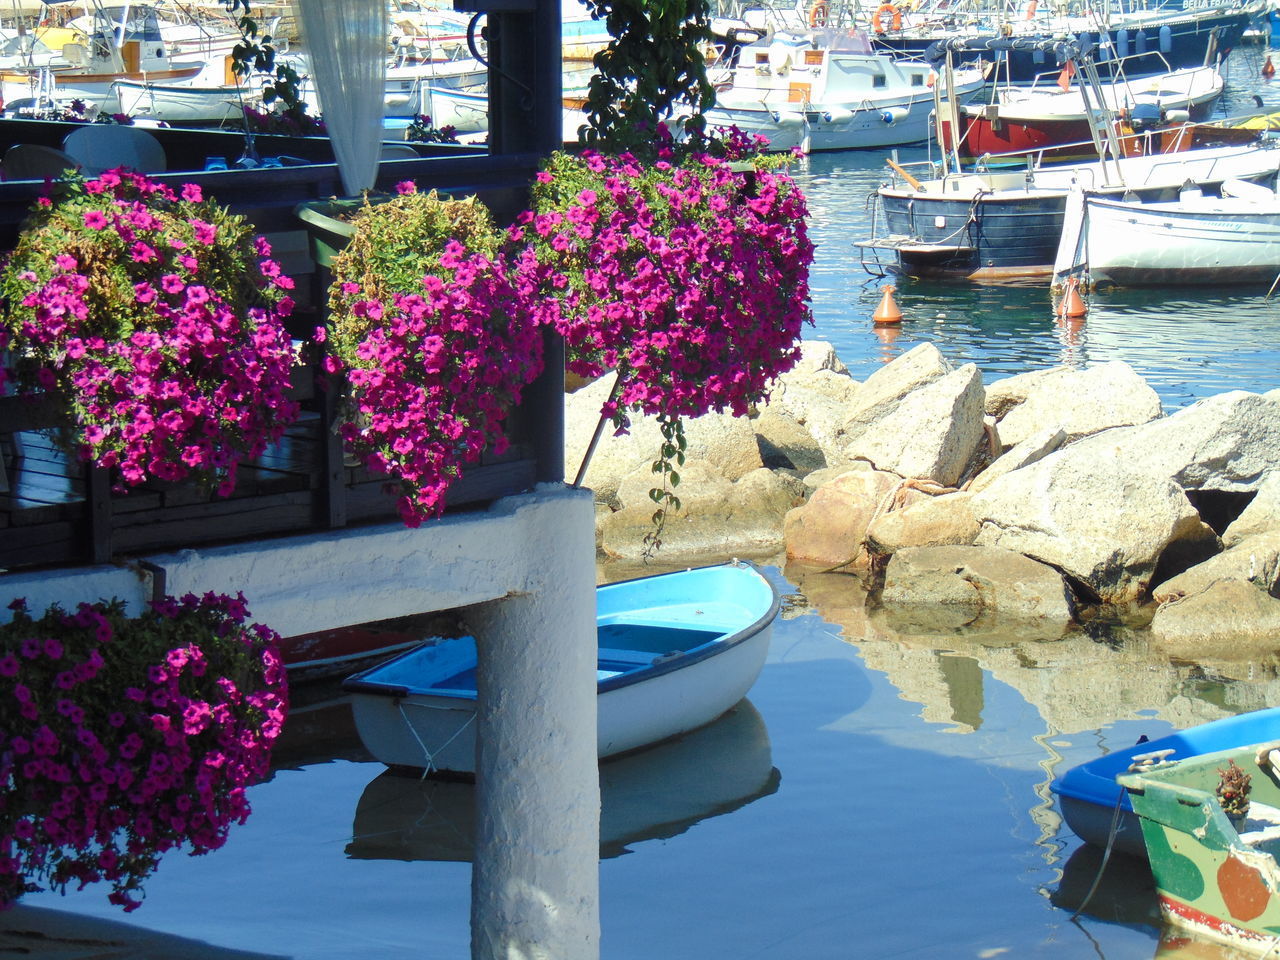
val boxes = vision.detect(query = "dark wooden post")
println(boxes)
[87,465,112,564]
[455,0,566,485]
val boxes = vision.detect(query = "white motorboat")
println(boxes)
[342,561,780,776]
[707,28,985,153]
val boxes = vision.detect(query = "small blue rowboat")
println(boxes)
[1051,707,1280,858]
[342,561,780,776]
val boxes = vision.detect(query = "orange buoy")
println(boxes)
[872,284,903,325]
[1058,276,1087,319]
[1265,55,1275,79]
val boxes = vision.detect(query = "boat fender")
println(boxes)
[823,107,854,124]
[1163,108,1189,123]
[880,106,909,124]
[774,110,806,127]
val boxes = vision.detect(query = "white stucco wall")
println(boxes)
[0,483,602,960]
[0,564,153,619]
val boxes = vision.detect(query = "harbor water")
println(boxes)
[8,39,1280,960]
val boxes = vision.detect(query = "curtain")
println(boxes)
[296,0,387,196]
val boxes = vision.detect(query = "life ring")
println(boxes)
[1025,0,1037,18]
[809,0,829,26]
[872,2,901,32]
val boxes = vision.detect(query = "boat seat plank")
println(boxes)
[1238,801,1280,850]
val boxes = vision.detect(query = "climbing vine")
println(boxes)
[578,0,717,152]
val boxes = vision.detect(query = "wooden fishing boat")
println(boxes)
[1119,741,1280,954]
[855,139,1280,281]
[1051,706,1280,859]
[1056,178,1280,287]
[341,560,781,776]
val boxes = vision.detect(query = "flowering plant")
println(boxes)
[0,170,300,495]
[406,114,459,144]
[241,103,326,137]
[322,183,545,525]
[517,148,813,551]
[0,592,288,911]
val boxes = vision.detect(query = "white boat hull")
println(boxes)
[345,563,779,775]
[1084,190,1280,286]
[348,622,772,773]
[111,79,245,123]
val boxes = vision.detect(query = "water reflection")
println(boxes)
[347,700,779,863]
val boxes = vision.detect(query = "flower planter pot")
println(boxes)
[294,197,366,269]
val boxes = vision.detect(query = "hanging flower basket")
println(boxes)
[321,184,547,526]
[0,170,301,497]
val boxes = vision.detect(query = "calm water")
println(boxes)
[10,43,1280,960]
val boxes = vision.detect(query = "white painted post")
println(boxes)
[469,488,600,960]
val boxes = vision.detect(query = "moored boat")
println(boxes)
[347,698,778,862]
[1050,706,1280,859]
[854,139,1280,281]
[870,1,1257,82]
[1056,178,1280,287]
[1119,741,1280,953]
[942,62,1224,165]
[708,27,986,152]
[341,560,781,776]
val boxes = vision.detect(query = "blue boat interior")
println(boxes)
[355,621,735,697]
[344,564,778,699]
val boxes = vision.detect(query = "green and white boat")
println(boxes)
[1119,742,1280,955]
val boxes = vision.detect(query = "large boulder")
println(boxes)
[784,468,903,569]
[840,342,953,445]
[986,361,1162,449]
[971,453,1214,604]
[881,544,1076,623]
[754,408,827,474]
[843,363,986,486]
[1065,391,1280,494]
[1150,579,1280,660]
[772,339,850,381]
[600,466,806,562]
[758,369,860,465]
[865,490,980,556]
[966,427,1066,494]
[1224,469,1280,547]
[565,376,763,502]
[1152,531,1280,603]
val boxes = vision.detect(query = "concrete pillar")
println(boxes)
[469,488,600,960]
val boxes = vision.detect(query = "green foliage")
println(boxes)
[578,0,717,153]
[644,415,686,560]
[223,1,312,124]
[326,190,502,348]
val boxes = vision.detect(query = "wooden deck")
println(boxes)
[0,363,540,571]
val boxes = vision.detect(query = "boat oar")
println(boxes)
[885,157,922,190]
[1267,269,1280,302]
